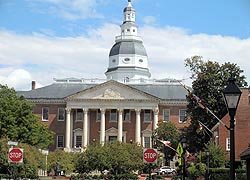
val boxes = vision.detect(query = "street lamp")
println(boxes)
[181,136,187,180]
[223,77,242,180]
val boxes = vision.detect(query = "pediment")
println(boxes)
[106,127,118,133]
[65,80,159,101]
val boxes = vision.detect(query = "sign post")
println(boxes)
[8,148,23,163]
[143,148,158,180]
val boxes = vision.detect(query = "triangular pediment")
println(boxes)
[65,80,160,101]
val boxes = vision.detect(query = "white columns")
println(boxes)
[118,109,123,142]
[65,108,71,151]
[135,109,141,145]
[153,108,159,130]
[100,108,106,145]
[82,108,88,148]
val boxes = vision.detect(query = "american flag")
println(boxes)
[179,81,229,130]
[159,140,171,146]
[158,139,177,153]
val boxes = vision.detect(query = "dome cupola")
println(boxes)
[105,0,151,83]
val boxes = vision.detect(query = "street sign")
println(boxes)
[8,148,23,163]
[7,141,18,146]
[143,148,157,164]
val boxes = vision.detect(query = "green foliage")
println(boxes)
[0,84,54,149]
[187,162,206,179]
[153,121,180,164]
[47,149,77,174]
[70,173,139,180]
[204,141,228,168]
[184,56,248,152]
[208,168,246,180]
[75,142,144,175]
[0,137,45,178]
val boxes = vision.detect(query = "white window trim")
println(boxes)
[75,109,83,122]
[109,109,117,122]
[57,135,64,148]
[163,109,170,121]
[96,109,101,122]
[42,107,49,121]
[144,110,152,122]
[123,109,131,122]
[74,129,83,148]
[226,138,230,151]
[179,109,187,123]
[142,129,152,148]
[57,108,65,121]
[105,127,127,143]
[143,136,151,148]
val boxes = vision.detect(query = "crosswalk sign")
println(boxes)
[176,143,183,166]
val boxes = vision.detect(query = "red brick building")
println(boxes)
[212,88,250,161]
[19,0,190,152]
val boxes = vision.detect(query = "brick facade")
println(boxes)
[32,103,188,151]
[215,88,250,161]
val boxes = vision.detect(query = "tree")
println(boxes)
[0,84,54,149]
[75,142,144,175]
[204,140,227,168]
[184,56,248,152]
[153,121,180,165]
[0,137,45,179]
[47,149,77,174]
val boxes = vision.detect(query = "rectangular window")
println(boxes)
[57,135,64,148]
[179,109,187,123]
[58,108,65,121]
[163,109,170,121]
[226,138,230,151]
[42,107,49,121]
[110,109,117,121]
[109,136,117,142]
[75,135,82,148]
[76,109,83,121]
[144,110,151,122]
[123,109,130,121]
[96,109,101,121]
[144,137,151,148]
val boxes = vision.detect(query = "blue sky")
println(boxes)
[0,0,250,90]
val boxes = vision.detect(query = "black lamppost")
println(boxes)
[181,136,187,180]
[223,77,242,180]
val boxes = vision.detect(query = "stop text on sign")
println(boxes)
[144,152,157,159]
[143,148,158,164]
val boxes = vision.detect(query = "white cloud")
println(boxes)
[142,16,157,25]
[140,26,250,81]
[0,69,34,90]
[27,0,103,20]
[0,24,250,90]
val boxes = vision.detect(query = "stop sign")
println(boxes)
[143,148,157,163]
[8,148,23,163]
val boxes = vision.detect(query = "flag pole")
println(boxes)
[179,81,229,130]
[157,139,177,153]
[198,120,213,134]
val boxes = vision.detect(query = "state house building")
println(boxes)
[20,0,189,152]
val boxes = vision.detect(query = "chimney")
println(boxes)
[32,81,36,90]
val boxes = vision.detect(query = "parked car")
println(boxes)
[157,166,176,175]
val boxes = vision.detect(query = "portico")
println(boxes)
[63,80,160,151]
[64,106,159,151]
